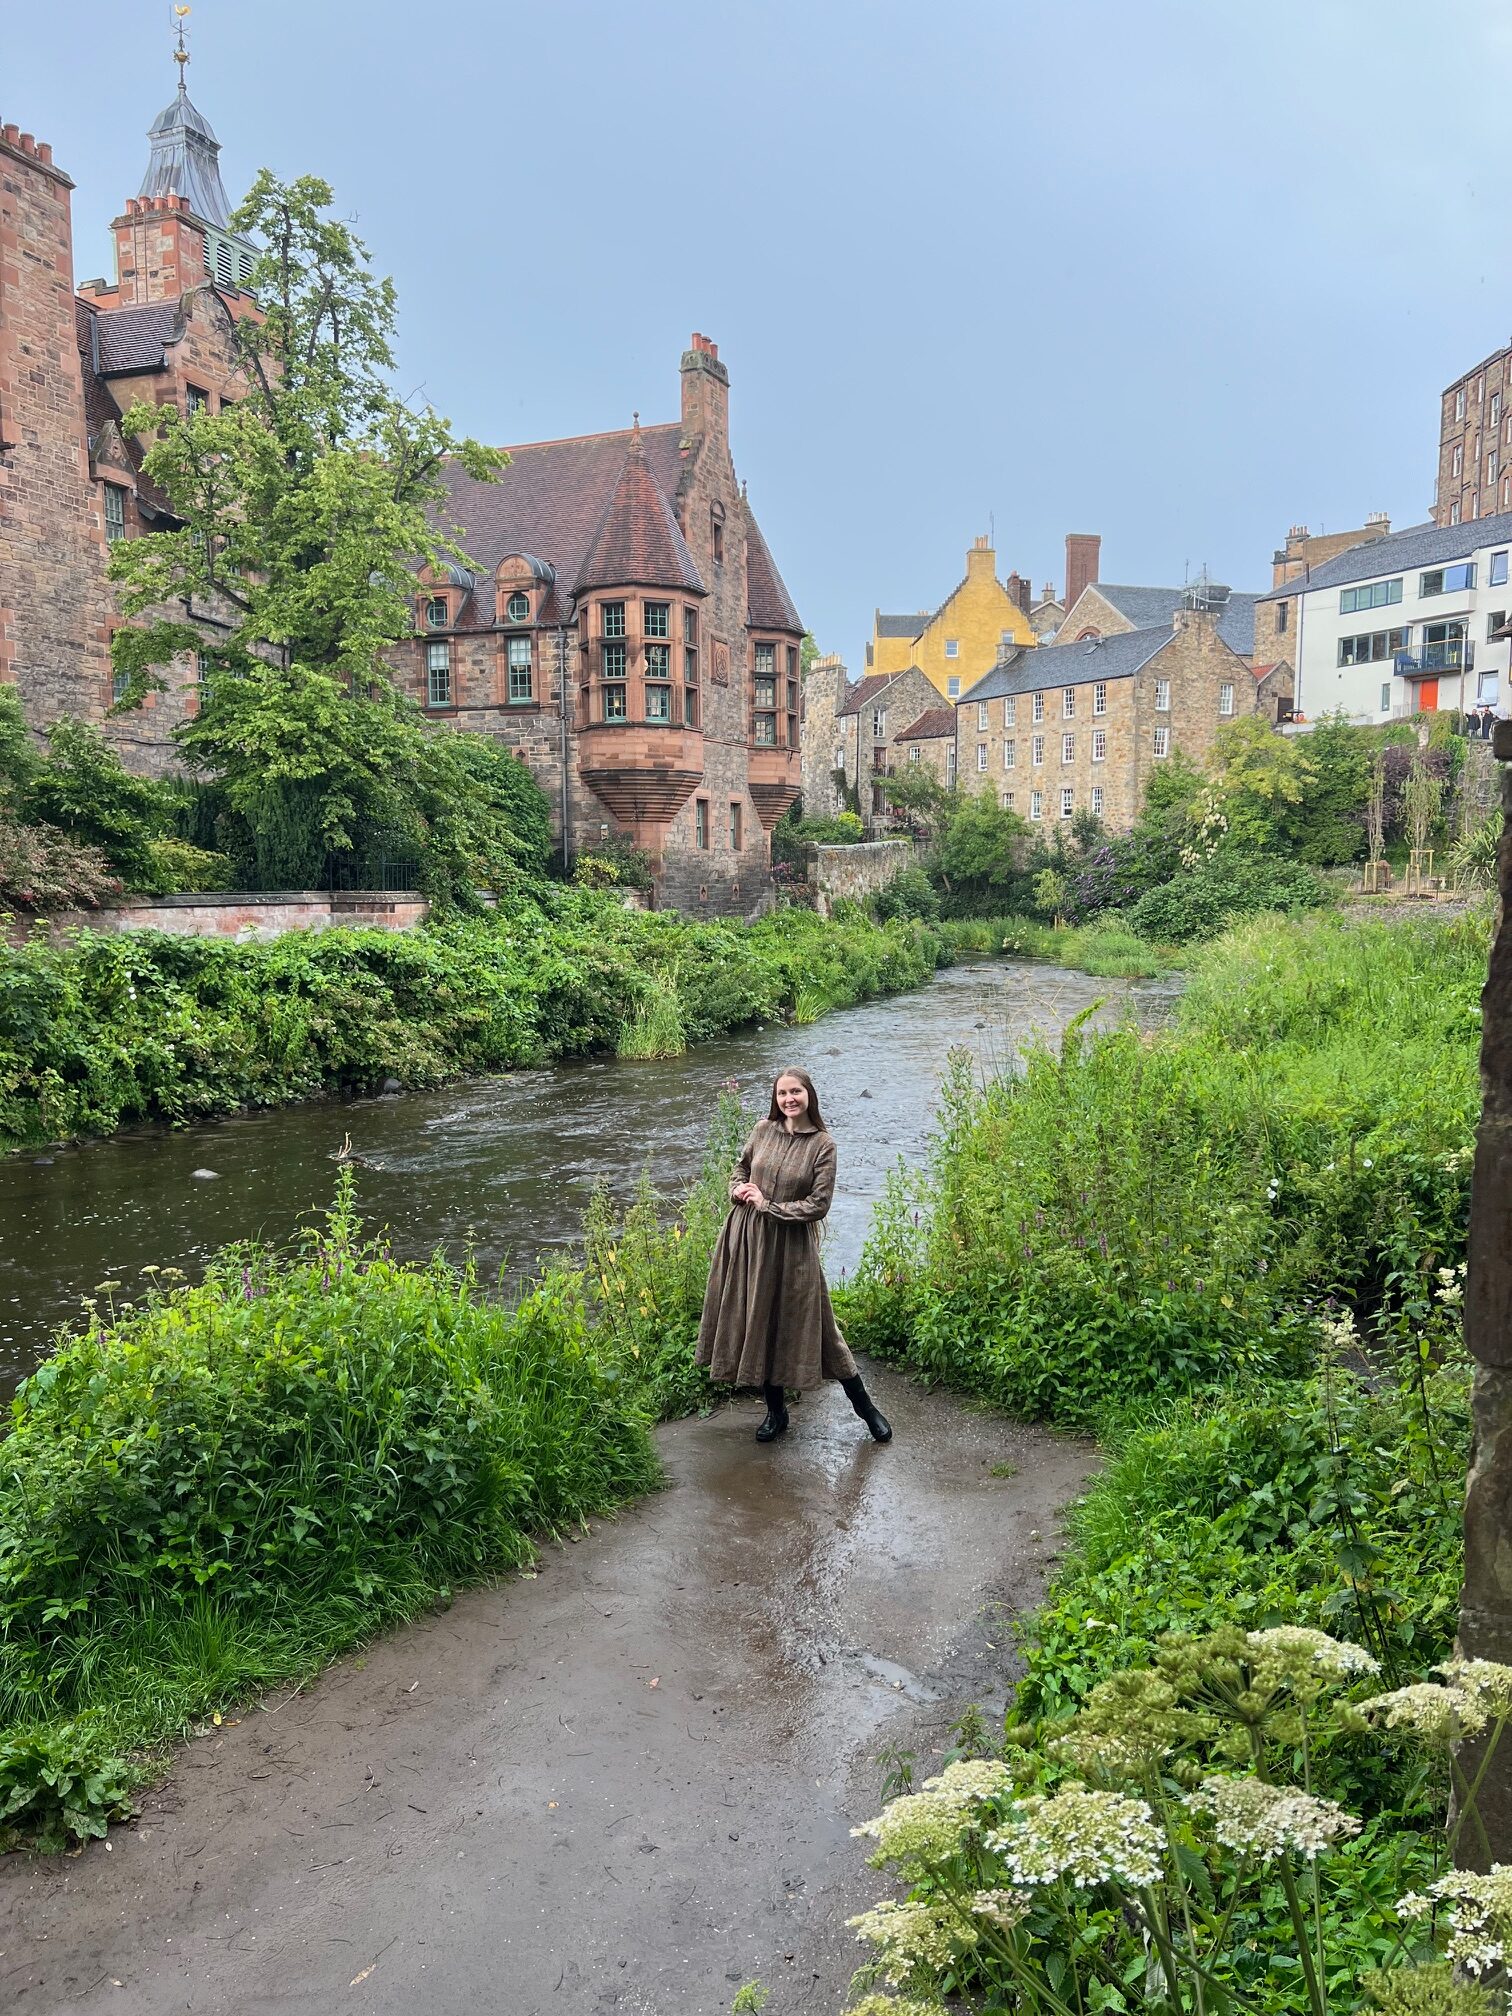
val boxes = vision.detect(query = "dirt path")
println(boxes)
[2,1365,1093,2016]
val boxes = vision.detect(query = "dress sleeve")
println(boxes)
[761,1135,837,1223]
[729,1127,758,1200]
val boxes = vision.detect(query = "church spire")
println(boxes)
[138,6,233,228]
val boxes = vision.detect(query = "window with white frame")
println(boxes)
[977,743,988,771]
[1031,734,1045,766]
[1453,444,1464,479]
[834,744,845,770]
[505,591,530,623]
[1030,789,1043,821]
[1153,725,1170,757]
[1380,682,1391,712]
[1092,729,1107,762]
[1060,787,1074,819]
[103,484,126,542]
[1488,610,1508,642]
[977,700,989,729]
[1479,671,1501,704]
[1002,790,1015,810]
[1451,501,1462,524]
[425,596,448,629]
[1491,452,1501,488]
[1154,679,1171,711]
[872,706,887,738]
[946,744,957,777]
[947,676,961,697]
[1090,785,1103,816]
[945,639,959,658]
[426,641,451,707]
[1062,732,1074,763]
[1219,682,1234,716]
[1491,551,1509,586]
[1062,687,1075,718]
[1032,691,1045,722]
[1004,696,1016,727]
[1093,681,1106,716]
[1004,740,1016,769]
[909,745,921,764]
[507,635,533,703]
[1456,387,1467,420]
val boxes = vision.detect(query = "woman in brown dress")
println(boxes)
[696,1069,893,1445]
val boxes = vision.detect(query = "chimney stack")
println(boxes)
[1064,533,1101,612]
[680,331,730,452]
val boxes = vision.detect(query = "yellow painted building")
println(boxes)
[866,537,1038,699]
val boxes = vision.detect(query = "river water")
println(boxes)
[0,960,1178,1390]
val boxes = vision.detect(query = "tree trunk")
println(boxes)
[1456,720,1512,1867]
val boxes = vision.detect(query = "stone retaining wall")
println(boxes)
[8,891,429,946]
[811,839,914,917]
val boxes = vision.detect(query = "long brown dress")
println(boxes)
[696,1120,859,1391]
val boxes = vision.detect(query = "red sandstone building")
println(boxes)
[0,70,802,913]
[1435,341,1512,529]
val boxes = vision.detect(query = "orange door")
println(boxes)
[1418,677,1438,712]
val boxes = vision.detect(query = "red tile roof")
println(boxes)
[836,671,897,718]
[896,707,956,740]
[573,426,705,595]
[435,423,687,610]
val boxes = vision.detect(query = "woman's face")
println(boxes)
[775,1074,810,1123]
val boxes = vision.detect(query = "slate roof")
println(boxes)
[874,611,929,639]
[897,707,956,741]
[1256,512,1512,600]
[1087,583,1259,656]
[93,300,182,375]
[963,627,1174,702]
[745,504,803,632]
[140,81,235,227]
[572,427,705,596]
[75,301,175,517]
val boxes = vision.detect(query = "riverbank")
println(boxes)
[833,904,1484,2001]
[0,890,943,1152]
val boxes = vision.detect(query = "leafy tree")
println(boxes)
[23,719,177,892]
[1208,717,1315,852]
[937,788,1026,895]
[0,686,40,810]
[881,766,951,840]
[106,172,505,894]
[1287,713,1371,865]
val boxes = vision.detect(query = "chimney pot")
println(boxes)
[2,125,19,146]
[37,140,52,164]
[19,133,35,154]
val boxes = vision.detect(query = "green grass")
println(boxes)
[937,913,1176,977]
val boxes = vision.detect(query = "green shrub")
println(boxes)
[1127,849,1330,943]
[0,816,121,913]
[873,864,941,923]
[23,718,179,893]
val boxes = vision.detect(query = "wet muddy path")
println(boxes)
[2,1367,1093,2015]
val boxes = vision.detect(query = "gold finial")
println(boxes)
[173,4,191,71]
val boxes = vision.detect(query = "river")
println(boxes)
[0,959,1178,1389]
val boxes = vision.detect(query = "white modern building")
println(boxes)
[1254,512,1512,723]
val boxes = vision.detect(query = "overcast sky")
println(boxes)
[10,0,1511,661]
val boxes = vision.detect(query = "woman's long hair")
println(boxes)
[767,1067,826,1132]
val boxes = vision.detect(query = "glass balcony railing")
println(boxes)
[1394,641,1474,674]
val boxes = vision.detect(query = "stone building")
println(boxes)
[958,601,1290,832]
[890,705,956,792]
[393,334,803,912]
[2,71,804,912]
[865,537,1038,700]
[826,666,941,829]
[799,652,850,820]
[1271,516,1390,586]
[1435,342,1512,528]
[0,77,257,768]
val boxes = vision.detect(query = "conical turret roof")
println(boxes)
[744,499,803,632]
[573,425,706,596]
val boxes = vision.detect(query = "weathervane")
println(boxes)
[172,4,192,76]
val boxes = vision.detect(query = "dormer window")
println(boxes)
[425,597,448,629]
[505,591,530,624]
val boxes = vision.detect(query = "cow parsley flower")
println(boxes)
[851,1759,1015,1868]
[1358,1683,1489,1741]
[1435,1657,1512,1715]
[1184,1774,1360,1859]
[1246,1625,1380,1687]
[986,1784,1163,1889]
[970,1887,1033,1928]
[846,1898,978,1984]
[844,1997,948,2016]
[1418,1866,1512,1976]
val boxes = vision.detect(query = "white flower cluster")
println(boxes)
[1049,1726,1151,1774]
[970,1886,1032,1929]
[846,1898,978,1985]
[986,1783,1163,1890]
[1247,1626,1380,1685]
[1359,1682,1489,1740]
[1318,1308,1359,1353]
[1400,1866,1512,1976]
[851,1759,1015,1868]
[845,1996,948,2016]
[1437,1657,1512,1714]
[1184,1774,1360,1860]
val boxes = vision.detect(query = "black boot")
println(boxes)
[756,1382,789,1442]
[842,1373,892,1443]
